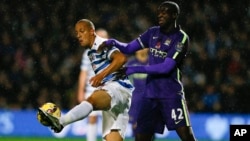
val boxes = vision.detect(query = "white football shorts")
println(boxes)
[97,81,132,140]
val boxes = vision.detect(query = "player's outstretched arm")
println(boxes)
[99,39,142,54]
[125,58,176,75]
[89,50,127,87]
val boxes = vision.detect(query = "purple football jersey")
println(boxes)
[137,26,189,99]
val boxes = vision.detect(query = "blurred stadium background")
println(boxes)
[0,0,249,140]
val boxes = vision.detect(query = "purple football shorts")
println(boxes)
[134,97,192,134]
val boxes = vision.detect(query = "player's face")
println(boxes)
[75,22,94,48]
[157,6,174,28]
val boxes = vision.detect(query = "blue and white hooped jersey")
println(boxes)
[87,36,133,89]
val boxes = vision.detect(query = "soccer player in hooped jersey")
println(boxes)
[39,19,133,141]
[99,1,197,141]
[77,29,109,141]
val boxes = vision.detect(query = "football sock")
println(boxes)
[60,101,93,126]
[87,123,97,141]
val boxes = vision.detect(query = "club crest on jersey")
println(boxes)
[155,41,161,49]
[175,42,184,52]
[92,64,96,70]
[89,54,95,62]
[164,38,171,46]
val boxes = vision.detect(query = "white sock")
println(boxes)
[87,123,97,141]
[60,101,93,126]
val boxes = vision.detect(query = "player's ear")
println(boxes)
[172,13,178,19]
[90,29,95,35]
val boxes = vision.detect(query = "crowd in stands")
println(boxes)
[0,0,249,113]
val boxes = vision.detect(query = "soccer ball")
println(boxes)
[37,102,61,126]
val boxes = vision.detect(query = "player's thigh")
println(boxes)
[136,98,165,134]
[160,98,191,130]
[87,90,111,110]
[137,98,157,118]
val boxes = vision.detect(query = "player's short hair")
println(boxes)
[158,1,180,16]
[77,19,95,30]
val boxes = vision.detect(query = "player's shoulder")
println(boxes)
[95,36,107,45]
[178,26,189,37]
[179,29,189,42]
[143,26,161,36]
[148,26,160,31]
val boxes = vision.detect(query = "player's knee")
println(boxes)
[88,116,98,123]
[86,96,95,105]
[87,92,111,110]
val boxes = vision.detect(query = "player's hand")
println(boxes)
[98,39,117,52]
[124,66,137,75]
[105,39,117,46]
[115,66,137,79]
[115,67,128,80]
[89,74,104,87]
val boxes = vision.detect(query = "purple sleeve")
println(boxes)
[107,39,142,54]
[126,58,176,75]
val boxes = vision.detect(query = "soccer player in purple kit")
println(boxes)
[99,1,197,141]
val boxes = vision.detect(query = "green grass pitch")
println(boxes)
[0,137,92,141]
[0,137,181,141]
[0,137,225,141]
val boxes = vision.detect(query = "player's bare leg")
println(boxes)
[85,90,111,141]
[87,89,111,110]
[105,130,123,141]
[176,126,197,141]
[41,90,111,133]
[135,133,154,141]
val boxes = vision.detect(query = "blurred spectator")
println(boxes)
[199,84,221,113]
[220,84,239,113]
